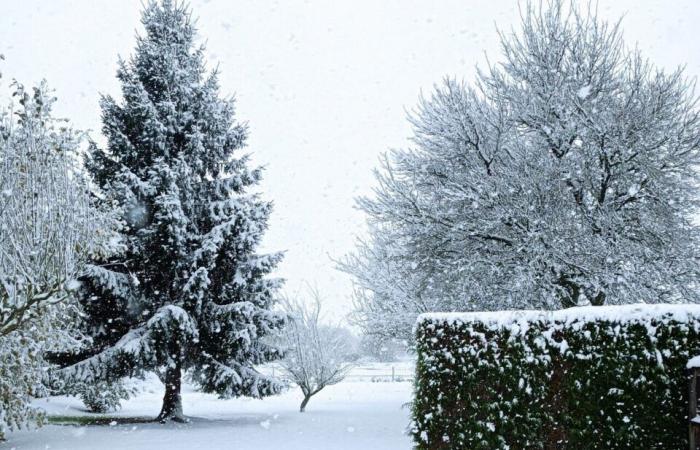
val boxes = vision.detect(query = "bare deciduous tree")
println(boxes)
[278,289,354,412]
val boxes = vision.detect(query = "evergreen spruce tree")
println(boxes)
[60,0,284,422]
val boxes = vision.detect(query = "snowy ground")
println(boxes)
[6,362,414,450]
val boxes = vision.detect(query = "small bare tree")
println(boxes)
[278,289,354,412]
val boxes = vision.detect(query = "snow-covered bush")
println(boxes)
[0,321,47,440]
[278,290,354,412]
[58,379,138,414]
[413,304,700,449]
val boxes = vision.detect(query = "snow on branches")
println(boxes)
[342,0,700,339]
[0,80,121,437]
[60,0,285,422]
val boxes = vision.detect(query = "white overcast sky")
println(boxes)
[1,0,699,321]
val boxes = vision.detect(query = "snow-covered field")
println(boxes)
[6,362,414,450]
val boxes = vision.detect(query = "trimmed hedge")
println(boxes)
[412,304,700,449]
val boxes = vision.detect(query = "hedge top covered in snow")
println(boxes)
[413,302,700,448]
[416,303,700,331]
[687,355,700,369]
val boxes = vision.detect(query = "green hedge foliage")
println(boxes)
[412,304,700,449]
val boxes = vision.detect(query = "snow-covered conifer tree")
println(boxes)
[341,0,700,340]
[60,0,284,422]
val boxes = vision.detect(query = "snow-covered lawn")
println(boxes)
[7,364,414,449]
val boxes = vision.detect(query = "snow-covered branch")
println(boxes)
[0,80,121,437]
[342,0,700,340]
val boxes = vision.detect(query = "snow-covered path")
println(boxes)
[7,379,413,449]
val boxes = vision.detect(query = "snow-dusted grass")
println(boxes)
[7,363,414,449]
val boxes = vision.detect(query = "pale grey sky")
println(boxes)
[1,0,699,320]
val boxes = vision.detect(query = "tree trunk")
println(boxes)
[156,360,186,423]
[591,290,606,306]
[299,394,313,412]
[556,273,580,308]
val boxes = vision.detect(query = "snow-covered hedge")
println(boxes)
[412,304,700,449]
